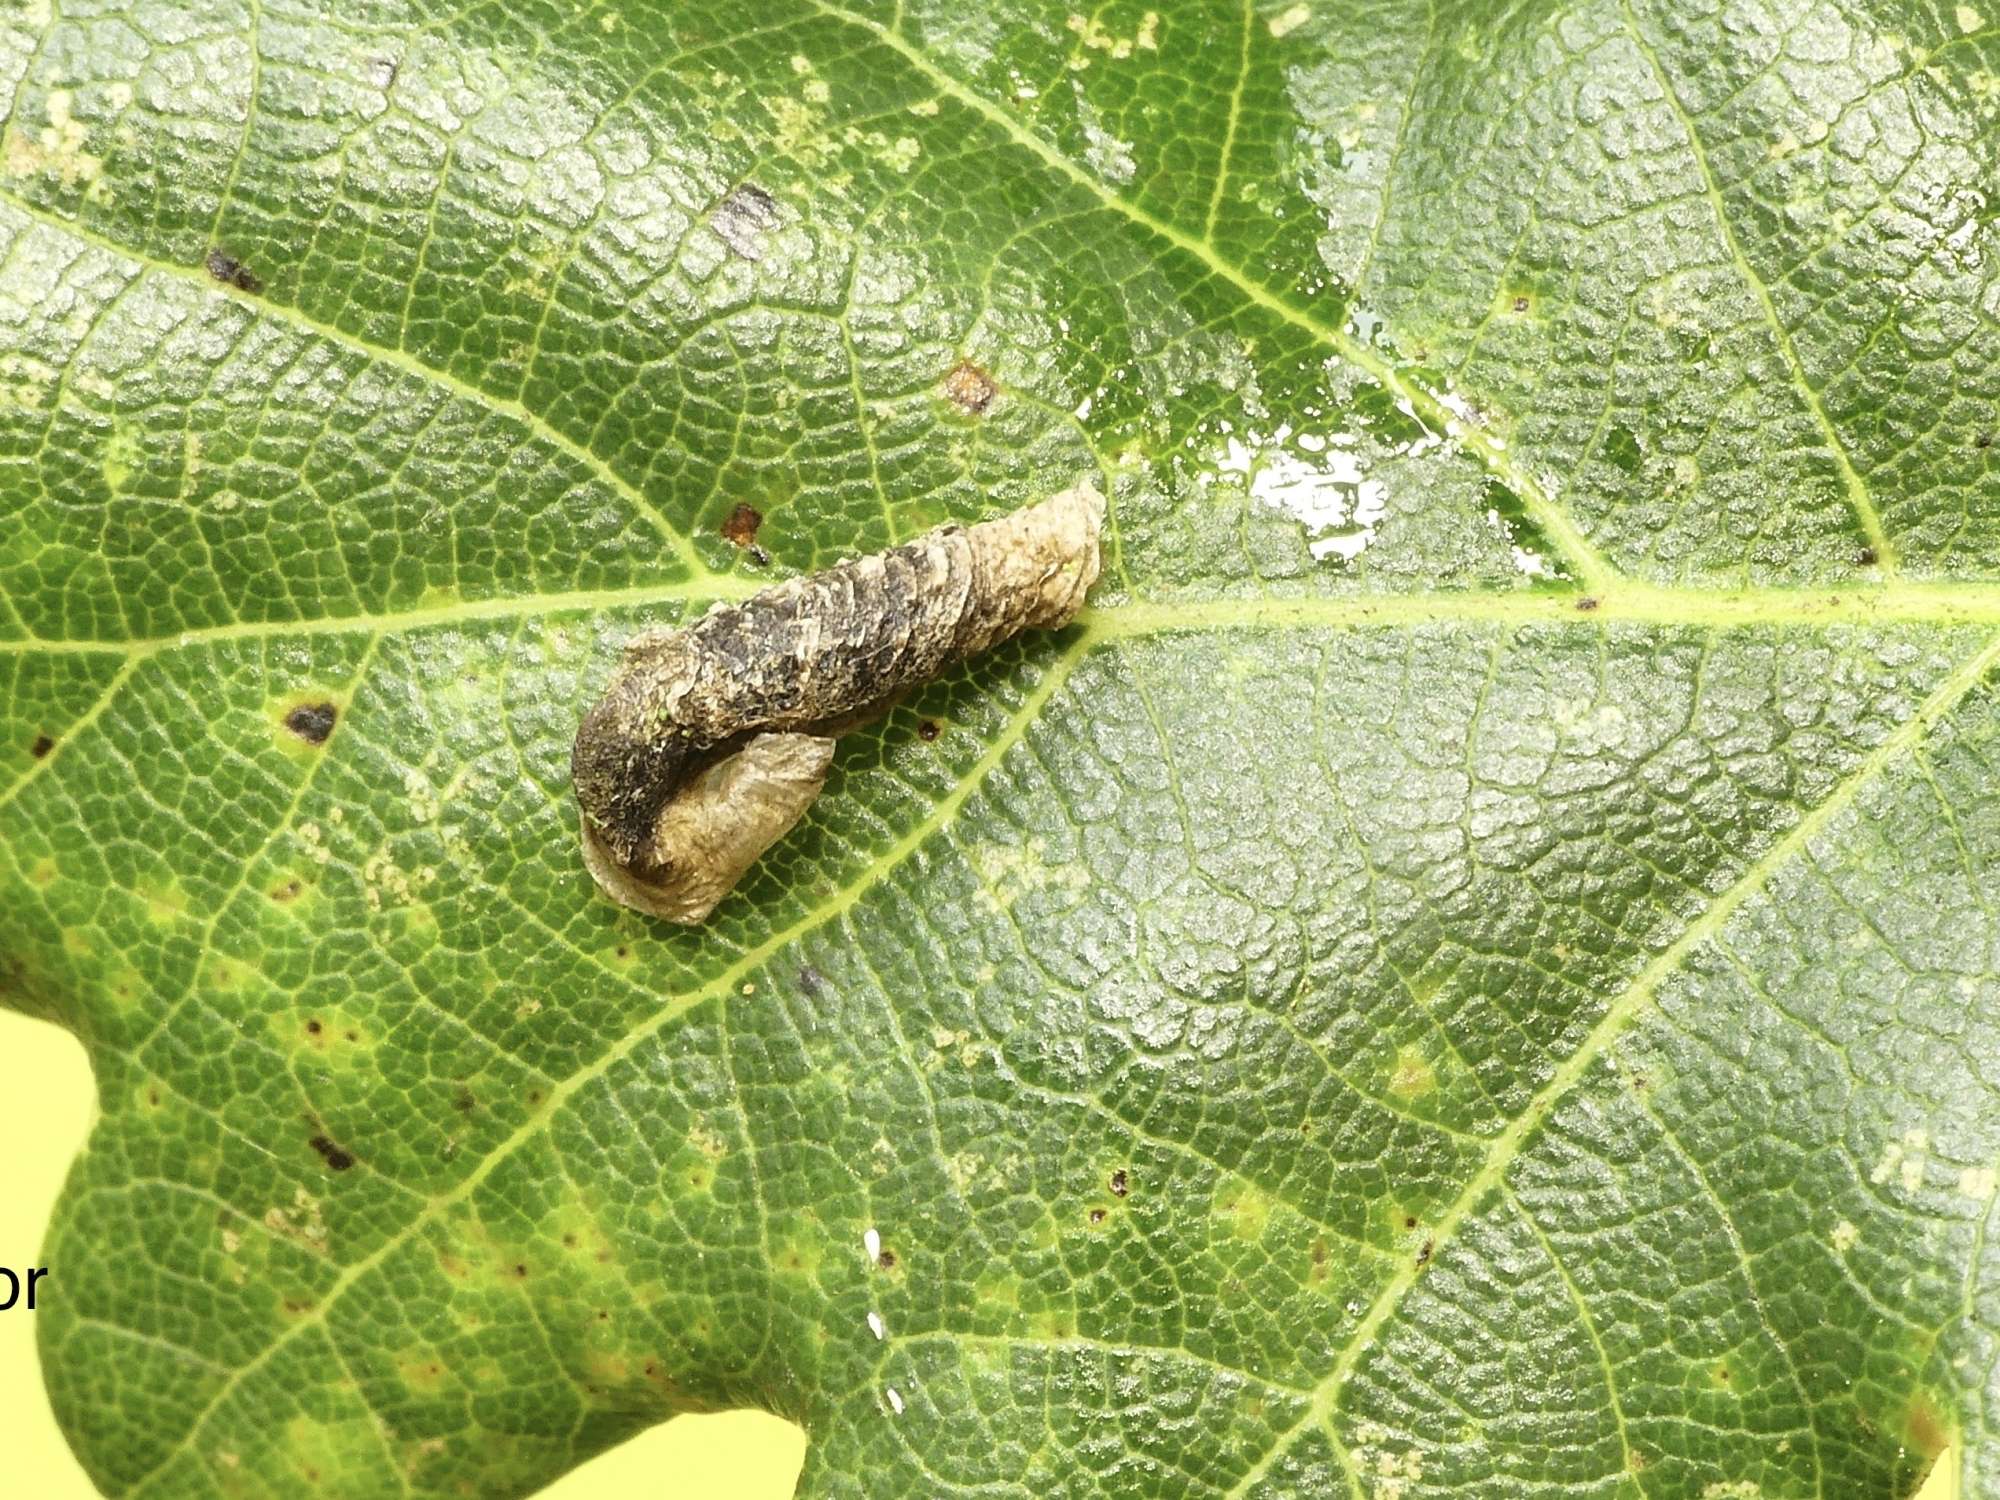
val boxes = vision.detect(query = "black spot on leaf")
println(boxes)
[204,248,262,293]
[284,702,337,744]
[309,1135,355,1171]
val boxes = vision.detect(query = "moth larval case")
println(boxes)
[571,482,1105,923]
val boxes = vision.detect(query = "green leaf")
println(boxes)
[2,1,1997,1496]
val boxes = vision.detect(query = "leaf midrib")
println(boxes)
[11,580,2000,659]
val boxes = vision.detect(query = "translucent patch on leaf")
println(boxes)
[1348,1423,1424,1500]
[1268,3,1312,37]
[1209,422,1387,561]
[1,90,103,190]
[1066,10,1160,58]
[969,837,1089,911]
[1870,1128,1930,1191]
[1071,85,1136,184]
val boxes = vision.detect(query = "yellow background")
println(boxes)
[0,1010,804,1498]
[0,1008,1959,1499]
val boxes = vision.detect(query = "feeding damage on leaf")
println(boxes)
[571,483,1104,922]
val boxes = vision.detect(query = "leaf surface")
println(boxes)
[3,1,1999,1496]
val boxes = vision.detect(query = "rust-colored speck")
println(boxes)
[943,360,999,414]
[721,503,764,549]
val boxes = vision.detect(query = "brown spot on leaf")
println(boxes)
[1511,295,1530,313]
[917,719,941,742]
[305,1019,323,1036]
[271,878,303,903]
[876,1248,896,1270]
[284,702,337,744]
[942,360,998,413]
[309,1135,355,1172]
[1088,1207,1107,1224]
[1575,596,1599,612]
[1109,1169,1128,1197]
[1415,1237,1433,1267]
[29,734,53,759]
[1906,1393,1950,1458]
[204,248,262,294]
[721,503,764,549]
